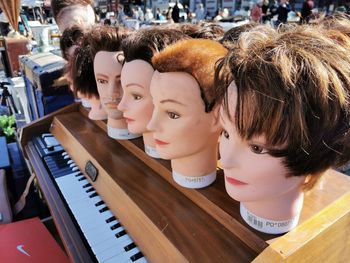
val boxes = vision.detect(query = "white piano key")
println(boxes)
[130,257,148,263]
[92,234,132,255]
[101,247,141,263]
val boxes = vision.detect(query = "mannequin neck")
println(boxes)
[171,140,218,177]
[88,97,107,120]
[172,170,216,189]
[241,187,304,234]
[143,132,160,159]
[107,118,127,129]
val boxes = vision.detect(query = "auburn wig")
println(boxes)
[214,24,350,184]
[152,39,228,112]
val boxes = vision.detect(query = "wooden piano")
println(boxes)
[20,103,350,263]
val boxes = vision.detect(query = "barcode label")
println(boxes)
[247,214,263,229]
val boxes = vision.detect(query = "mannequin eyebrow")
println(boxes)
[96,73,109,79]
[160,99,186,106]
[126,83,144,89]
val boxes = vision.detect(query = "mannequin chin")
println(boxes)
[147,71,221,188]
[219,83,308,234]
[94,51,140,140]
[87,96,107,120]
[119,60,158,156]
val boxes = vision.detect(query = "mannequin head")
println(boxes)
[148,39,227,186]
[88,25,130,120]
[214,25,350,230]
[52,0,95,32]
[67,26,107,120]
[94,50,124,120]
[118,28,189,135]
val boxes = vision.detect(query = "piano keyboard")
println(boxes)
[36,135,147,263]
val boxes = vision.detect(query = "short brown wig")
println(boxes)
[219,22,258,46]
[121,27,189,64]
[152,39,228,112]
[214,24,350,181]
[51,0,92,21]
[60,25,85,61]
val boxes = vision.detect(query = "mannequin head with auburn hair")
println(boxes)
[118,28,189,157]
[214,24,350,234]
[147,39,228,188]
[88,25,138,139]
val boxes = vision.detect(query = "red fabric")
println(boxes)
[0,217,70,263]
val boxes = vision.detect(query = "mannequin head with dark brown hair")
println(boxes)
[87,25,137,139]
[118,28,189,157]
[147,39,228,188]
[214,24,350,233]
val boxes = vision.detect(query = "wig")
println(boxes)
[69,25,131,98]
[60,25,85,61]
[121,27,189,64]
[166,22,225,41]
[214,24,350,184]
[152,39,228,113]
[219,22,258,46]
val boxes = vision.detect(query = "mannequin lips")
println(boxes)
[124,117,135,123]
[225,176,248,186]
[155,139,169,146]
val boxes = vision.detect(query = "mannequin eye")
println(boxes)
[250,145,268,154]
[132,94,142,100]
[97,79,108,84]
[221,130,229,139]
[167,111,180,119]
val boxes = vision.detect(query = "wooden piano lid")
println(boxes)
[20,104,350,263]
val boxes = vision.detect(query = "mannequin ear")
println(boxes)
[210,105,222,132]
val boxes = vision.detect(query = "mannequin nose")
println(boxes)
[108,82,122,100]
[146,110,159,132]
[219,137,238,169]
[117,95,127,111]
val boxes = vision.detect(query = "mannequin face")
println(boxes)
[94,51,124,120]
[118,60,154,134]
[147,71,218,160]
[57,4,95,32]
[219,82,305,202]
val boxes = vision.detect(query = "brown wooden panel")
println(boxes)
[51,112,257,263]
[253,192,350,262]
[26,142,93,263]
[80,105,350,248]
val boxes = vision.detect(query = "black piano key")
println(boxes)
[89,192,98,198]
[78,176,86,181]
[106,216,116,223]
[110,222,121,230]
[115,229,126,238]
[95,200,104,207]
[83,183,91,188]
[130,252,144,262]
[124,242,136,252]
[85,187,95,193]
[99,206,109,213]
